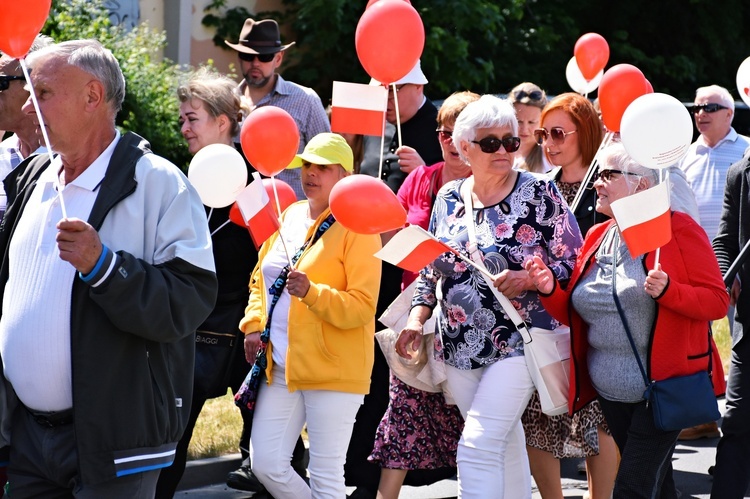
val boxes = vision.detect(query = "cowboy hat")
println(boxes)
[224,19,295,55]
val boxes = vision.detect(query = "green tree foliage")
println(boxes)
[205,0,750,104]
[43,0,192,169]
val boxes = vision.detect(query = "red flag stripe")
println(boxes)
[619,208,671,258]
[331,107,383,137]
[247,204,280,250]
[396,239,452,272]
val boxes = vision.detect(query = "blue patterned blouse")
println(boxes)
[412,172,583,370]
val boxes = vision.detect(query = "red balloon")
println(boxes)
[645,79,654,94]
[574,33,610,81]
[262,178,297,216]
[366,0,411,8]
[330,175,406,234]
[241,106,300,177]
[0,0,51,58]
[355,0,425,84]
[229,202,247,227]
[598,64,650,133]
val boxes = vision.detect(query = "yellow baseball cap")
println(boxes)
[288,133,353,172]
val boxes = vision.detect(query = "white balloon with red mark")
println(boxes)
[188,144,248,208]
[620,93,693,169]
[736,56,750,108]
[565,56,603,95]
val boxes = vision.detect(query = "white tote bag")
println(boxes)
[461,178,570,416]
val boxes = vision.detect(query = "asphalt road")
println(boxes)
[176,398,745,499]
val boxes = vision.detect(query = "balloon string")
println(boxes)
[210,219,230,237]
[20,58,67,220]
[270,175,294,268]
[393,83,403,149]
[570,130,612,213]
[654,167,668,269]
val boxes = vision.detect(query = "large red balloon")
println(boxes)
[598,64,651,133]
[366,0,411,7]
[263,178,297,216]
[241,106,300,177]
[355,0,425,84]
[330,175,406,234]
[0,0,51,58]
[229,202,247,228]
[574,33,610,81]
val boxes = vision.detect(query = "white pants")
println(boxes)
[250,366,364,499]
[445,356,535,499]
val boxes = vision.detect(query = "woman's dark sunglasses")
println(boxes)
[513,90,543,101]
[593,169,642,182]
[533,127,577,145]
[238,52,276,63]
[0,75,25,91]
[691,103,727,115]
[471,136,521,154]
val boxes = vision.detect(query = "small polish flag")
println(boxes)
[375,225,453,272]
[330,81,387,137]
[235,173,281,249]
[610,180,672,258]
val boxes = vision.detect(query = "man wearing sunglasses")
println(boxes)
[680,85,750,245]
[0,35,54,218]
[225,18,330,200]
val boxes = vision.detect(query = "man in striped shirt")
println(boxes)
[679,85,750,242]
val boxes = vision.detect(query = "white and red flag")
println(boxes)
[375,225,452,272]
[330,81,387,137]
[235,173,280,249]
[610,180,671,258]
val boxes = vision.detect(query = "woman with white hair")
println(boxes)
[527,143,728,498]
[396,95,582,498]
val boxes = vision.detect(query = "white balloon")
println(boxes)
[188,144,248,208]
[565,56,603,95]
[620,93,693,170]
[736,56,750,108]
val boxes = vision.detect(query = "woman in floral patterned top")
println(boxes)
[396,95,582,498]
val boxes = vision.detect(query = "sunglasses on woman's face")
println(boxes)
[238,52,276,63]
[513,90,543,101]
[533,127,577,146]
[436,128,453,142]
[0,75,24,92]
[691,103,727,115]
[471,136,521,154]
[593,169,642,182]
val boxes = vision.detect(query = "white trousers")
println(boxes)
[250,366,364,499]
[445,356,535,499]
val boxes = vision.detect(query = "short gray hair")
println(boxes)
[452,95,518,163]
[600,142,658,187]
[696,85,735,112]
[27,39,126,114]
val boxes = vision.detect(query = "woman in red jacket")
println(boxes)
[526,142,728,499]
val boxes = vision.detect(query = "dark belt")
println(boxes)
[25,407,74,428]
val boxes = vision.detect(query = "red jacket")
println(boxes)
[540,212,728,414]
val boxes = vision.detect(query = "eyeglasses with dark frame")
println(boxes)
[238,52,276,63]
[471,136,521,154]
[513,90,543,102]
[387,84,410,99]
[593,169,642,182]
[436,128,453,142]
[691,103,728,115]
[533,127,577,146]
[0,75,25,92]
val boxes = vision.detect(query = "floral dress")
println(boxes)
[412,172,582,371]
